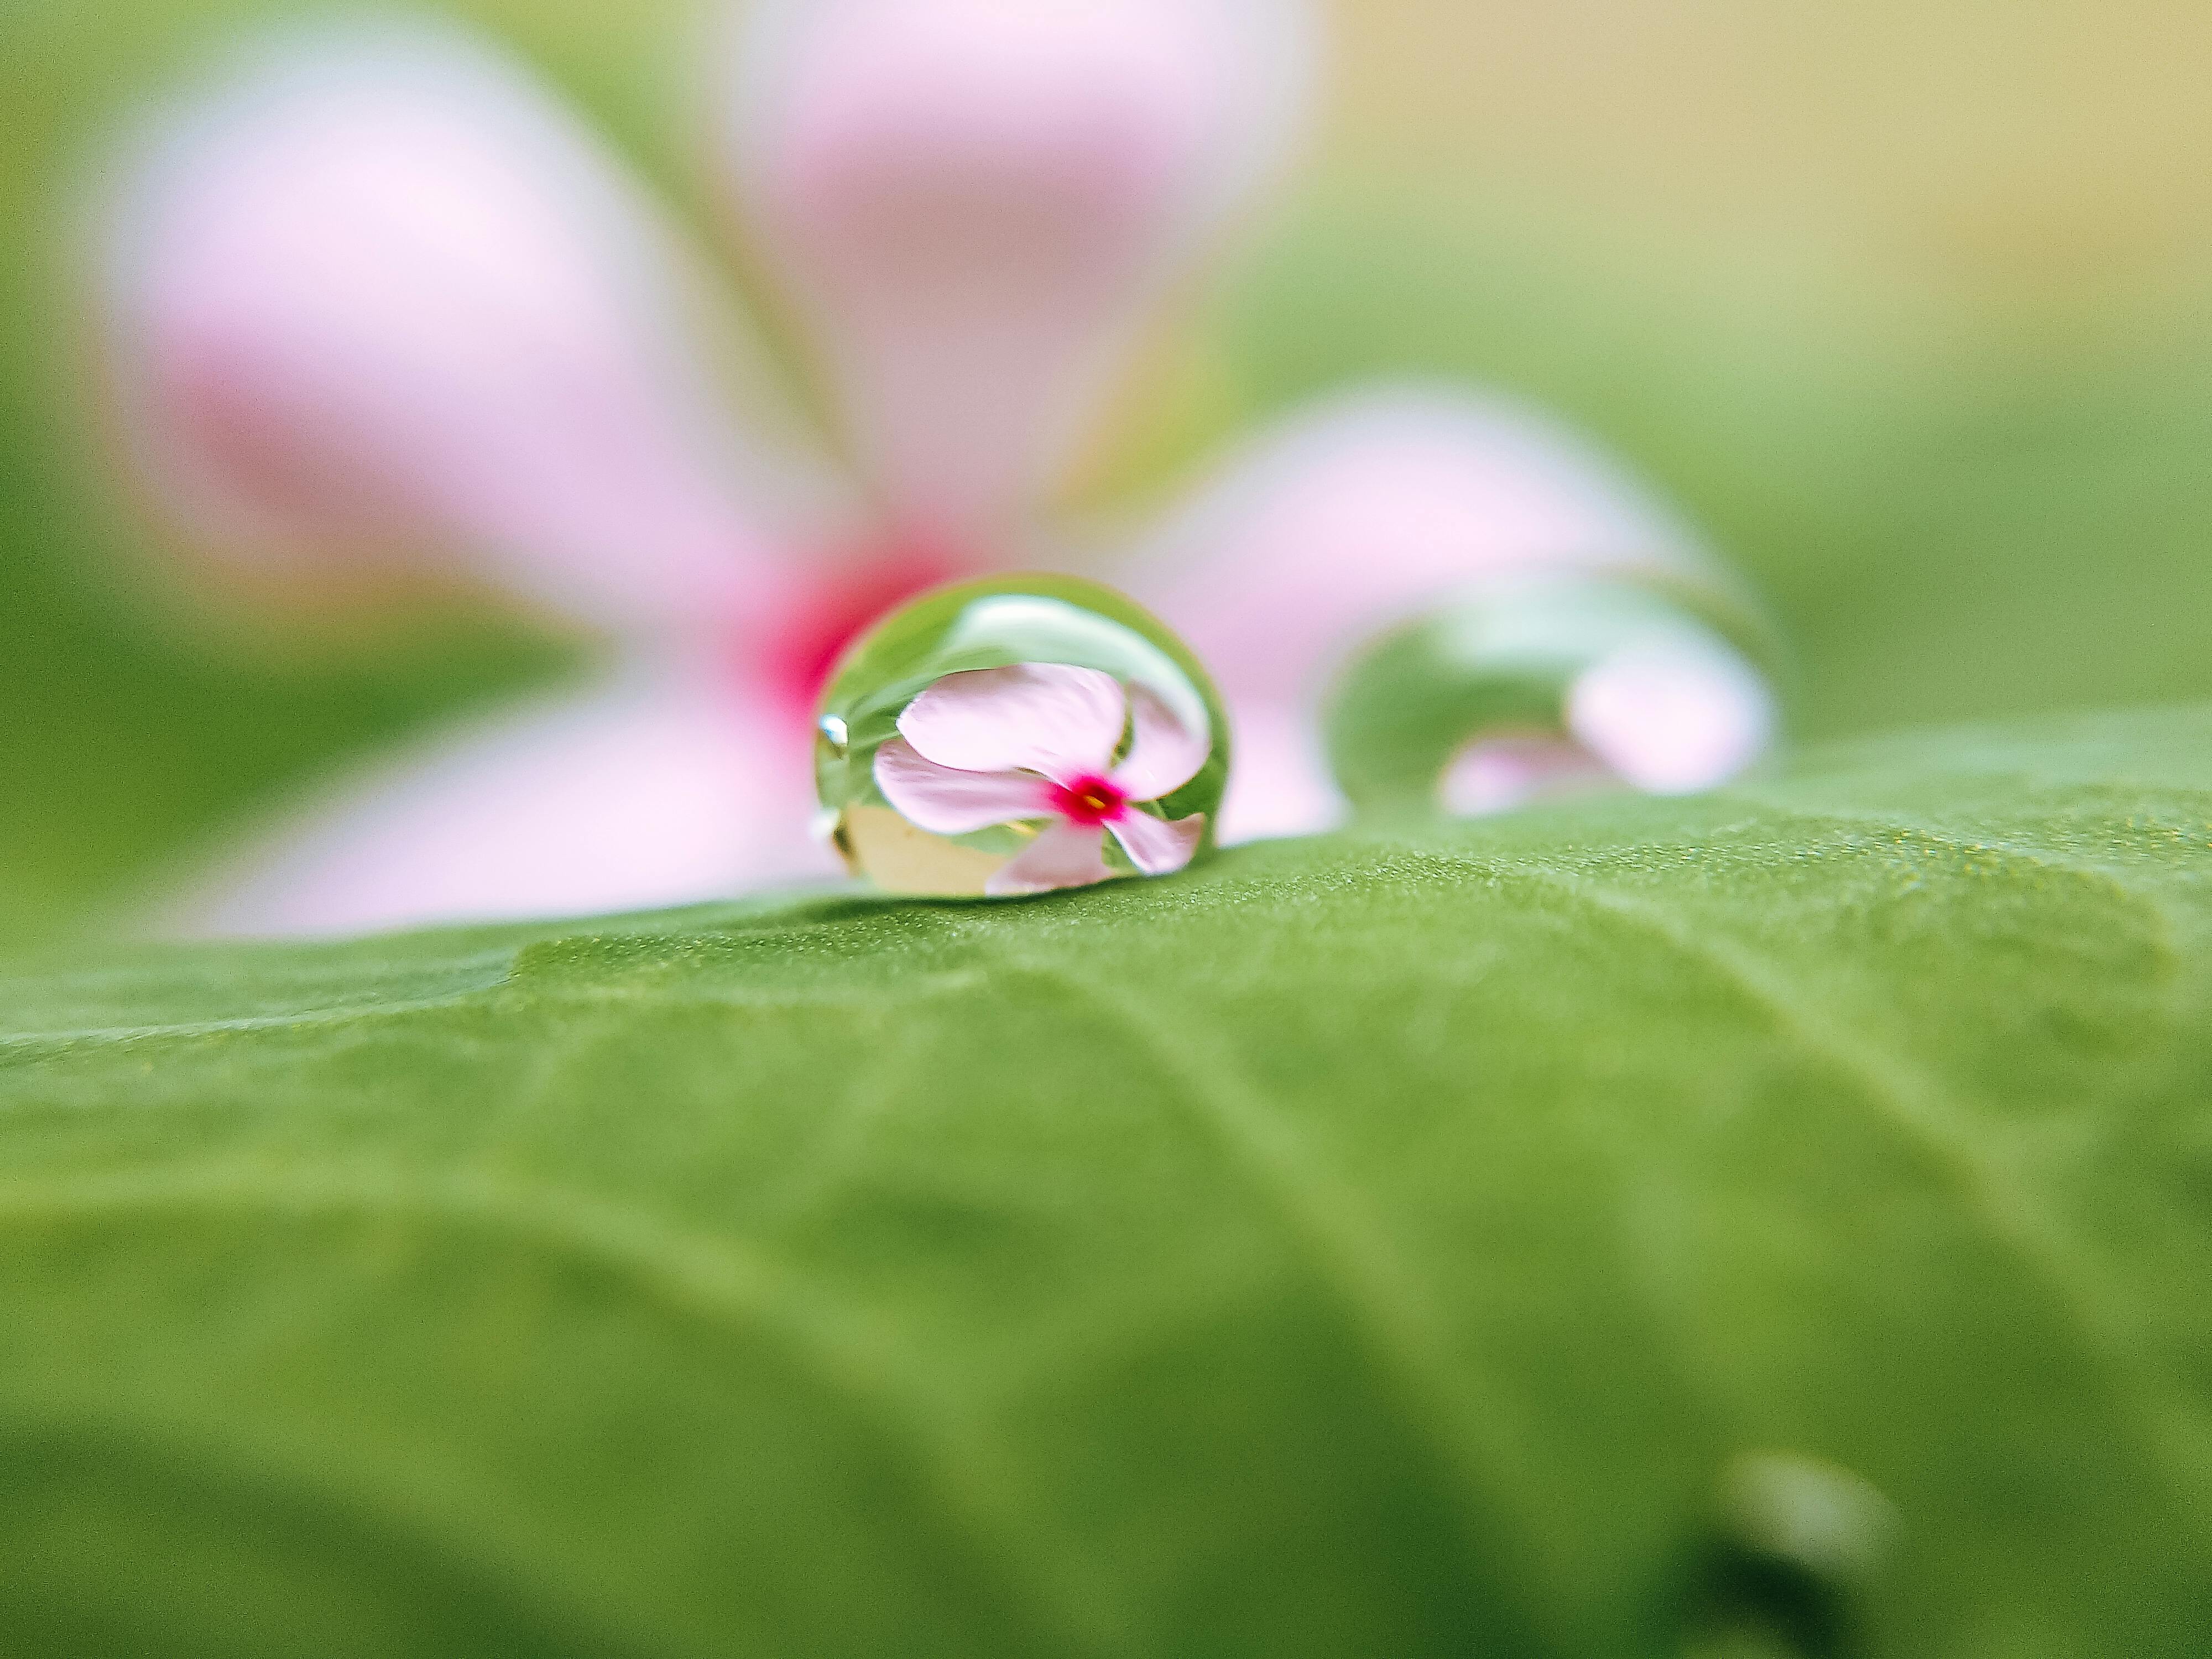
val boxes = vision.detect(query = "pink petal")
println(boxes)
[1108,682,1212,802]
[985,821,1115,898]
[153,656,833,938]
[725,0,1316,547]
[102,23,818,636]
[1214,697,1344,842]
[872,738,1048,835]
[1123,387,1711,709]
[1439,737,1613,817]
[1105,808,1204,877]
[1566,645,1777,795]
[896,663,1126,780]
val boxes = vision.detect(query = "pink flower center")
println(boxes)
[757,529,957,711]
[1047,773,1126,826]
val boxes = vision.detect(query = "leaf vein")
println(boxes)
[0,1162,1125,1659]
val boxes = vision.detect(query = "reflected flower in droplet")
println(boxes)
[816,575,1225,897]
[1324,571,1782,817]
[877,664,1207,895]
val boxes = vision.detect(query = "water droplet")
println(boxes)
[815,574,1228,897]
[1681,1451,1898,1659]
[1322,572,1784,816]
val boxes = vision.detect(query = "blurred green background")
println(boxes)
[3,0,2209,950]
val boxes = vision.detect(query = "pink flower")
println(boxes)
[873,664,1208,896]
[94,9,1771,937]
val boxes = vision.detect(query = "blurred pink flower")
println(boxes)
[98,7,1766,937]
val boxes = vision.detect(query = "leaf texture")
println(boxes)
[4,706,2212,1657]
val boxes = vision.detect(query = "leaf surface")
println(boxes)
[4,706,2212,1657]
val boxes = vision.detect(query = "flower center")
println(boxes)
[1048,774,1126,826]
[758,530,957,711]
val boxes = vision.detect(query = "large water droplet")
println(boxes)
[816,574,1229,897]
[1323,571,1784,816]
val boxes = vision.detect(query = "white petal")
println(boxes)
[152,656,833,938]
[1109,683,1212,802]
[1105,808,1204,877]
[872,738,1048,834]
[101,22,821,635]
[1122,385,1712,708]
[984,821,1115,898]
[896,662,1126,779]
[1567,645,1777,795]
[725,0,1317,543]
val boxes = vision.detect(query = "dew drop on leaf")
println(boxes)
[1322,571,1784,816]
[1680,1451,1899,1659]
[815,573,1229,897]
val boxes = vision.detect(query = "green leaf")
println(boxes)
[4,705,2211,1658]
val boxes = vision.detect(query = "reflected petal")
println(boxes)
[1215,697,1343,842]
[872,738,1046,834]
[1439,737,1613,816]
[896,662,1125,778]
[1105,807,1203,875]
[1567,644,1777,795]
[1123,385,1711,709]
[102,22,818,636]
[984,820,1114,897]
[726,0,1317,546]
[1110,682,1210,801]
[155,657,832,938]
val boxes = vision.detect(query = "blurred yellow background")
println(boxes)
[1335,0,2212,325]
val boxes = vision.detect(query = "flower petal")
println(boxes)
[985,820,1115,898]
[872,738,1048,834]
[725,0,1317,546]
[897,663,1126,779]
[1109,683,1211,802]
[1122,385,1710,709]
[1439,737,1613,816]
[153,657,832,938]
[1566,644,1777,795]
[1104,808,1204,877]
[102,22,819,636]
[1215,697,1344,842]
